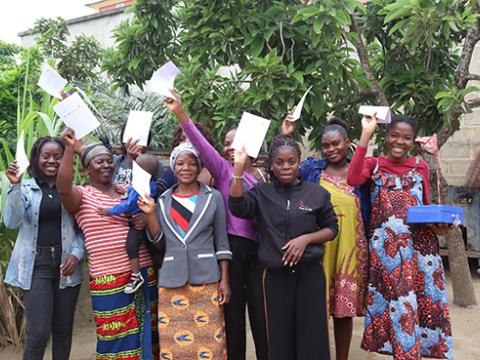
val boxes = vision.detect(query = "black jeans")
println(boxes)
[224,235,268,360]
[263,261,329,360]
[23,245,81,360]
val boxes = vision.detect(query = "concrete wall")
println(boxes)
[440,43,480,186]
[19,8,132,48]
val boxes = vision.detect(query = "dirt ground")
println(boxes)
[1,275,479,360]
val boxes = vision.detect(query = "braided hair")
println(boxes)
[264,134,301,181]
[27,136,65,180]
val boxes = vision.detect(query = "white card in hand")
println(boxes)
[147,61,180,98]
[123,110,153,147]
[358,105,392,124]
[132,161,151,203]
[291,86,313,121]
[53,92,100,139]
[37,63,67,99]
[15,130,29,177]
[232,112,271,158]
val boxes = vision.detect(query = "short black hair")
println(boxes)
[322,117,348,139]
[27,136,65,180]
[388,114,418,137]
[264,134,301,180]
[136,153,159,180]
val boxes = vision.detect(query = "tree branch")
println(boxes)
[437,25,480,147]
[465,73,480,81]
[350,16,389,106]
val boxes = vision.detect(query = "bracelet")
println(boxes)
[232,175,243,184]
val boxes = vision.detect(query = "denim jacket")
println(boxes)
[3,179,85,290]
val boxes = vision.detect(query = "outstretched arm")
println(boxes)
[347,114,377,186]
[164,91,229,180]
[56,128,82,213]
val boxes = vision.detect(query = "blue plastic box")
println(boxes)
[406,205,464,224]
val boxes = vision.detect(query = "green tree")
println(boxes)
[104,0,479,306]
[31,17,101,83]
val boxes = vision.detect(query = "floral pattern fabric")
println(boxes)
[361,166,453,359]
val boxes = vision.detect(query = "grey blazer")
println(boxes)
[154,183,232,288]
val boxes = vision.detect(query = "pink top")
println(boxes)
[75,185,152,277]
[347,145,431,205]
[181,118,259,241]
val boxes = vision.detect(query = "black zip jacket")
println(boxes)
[229,179,338,269]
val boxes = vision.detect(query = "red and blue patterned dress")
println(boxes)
[348,148,452,360]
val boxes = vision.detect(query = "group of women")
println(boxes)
[3,89,453,360]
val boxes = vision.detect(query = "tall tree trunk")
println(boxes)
[446,227,478,307]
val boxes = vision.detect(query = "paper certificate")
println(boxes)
[15,130,30,176]
[291,86,313,121]
[132,160,151,202]
[122,110,153,147]
[232,112,271,158]
[37,63,68,99]
[358,105,392,124]
[147,61,181,98]
[53,92,100,139]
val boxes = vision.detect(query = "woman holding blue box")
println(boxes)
[347,114,453,359]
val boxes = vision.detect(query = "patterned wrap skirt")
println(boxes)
[158,283,227,360]
[90,267,159,360]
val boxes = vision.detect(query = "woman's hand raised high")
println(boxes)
[60,127,78,149]
[163,90,189,123]
[5,161,22,185]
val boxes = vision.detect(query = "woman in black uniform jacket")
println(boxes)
[229,135,338,360]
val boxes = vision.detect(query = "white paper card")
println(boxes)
[292,86,313,121]
[53,92,100,139]
[37,63,67,99]
[232,112,271,158]
[132,161,151,202]
[15,130,29,177]
[358,105,392,124]
[147,61,181,98]
[123,110,153,147]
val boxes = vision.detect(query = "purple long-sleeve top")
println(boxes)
[181,119,258,241]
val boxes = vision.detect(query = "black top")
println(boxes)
[229,179,338,269]
[36,179,62,247]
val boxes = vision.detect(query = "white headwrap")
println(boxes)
[169,143,202,170]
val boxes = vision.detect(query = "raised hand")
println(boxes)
[61,127,77,148]
[281,107,296,136]
[233,146,249,175]
[5,161,22,184]
[361,113,377,138]
[163,90,185,116]
[125,138,143,161]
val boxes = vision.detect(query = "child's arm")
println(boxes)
[100,187,139,216]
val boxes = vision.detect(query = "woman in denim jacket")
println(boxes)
[3,136,84,360]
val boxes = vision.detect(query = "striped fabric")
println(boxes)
[170,192,199,238]
[75,185,152,277]
[90,267,159,360]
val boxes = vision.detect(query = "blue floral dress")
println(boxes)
[361,161,453,359]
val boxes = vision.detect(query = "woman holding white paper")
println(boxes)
[56,129,159,360]
[3,136,84,360]
[347,114,453,359]
[282,115,369,360]
[164,92,269,360]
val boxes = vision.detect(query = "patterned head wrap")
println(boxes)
[169,143,201,170]
[81,143,112,168]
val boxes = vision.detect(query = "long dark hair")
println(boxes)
[27,136,65,180]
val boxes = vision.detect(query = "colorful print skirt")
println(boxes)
[158,283,227,360]
[90,267,159,360]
